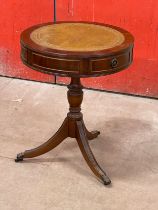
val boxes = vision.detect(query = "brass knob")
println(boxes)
[111,58,118,68]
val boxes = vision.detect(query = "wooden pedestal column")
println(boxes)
[15,77,111,185]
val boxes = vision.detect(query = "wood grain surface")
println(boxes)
[20,22,133,77]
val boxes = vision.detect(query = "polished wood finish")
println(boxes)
[16,21,134,185]
[15,78,110,185]
[20,21,134,77]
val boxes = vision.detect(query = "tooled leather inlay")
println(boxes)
[30,23,125,52]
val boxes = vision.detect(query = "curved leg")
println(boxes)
[76,121,111,185]
[15,118,68,162]
[82,121,100,140]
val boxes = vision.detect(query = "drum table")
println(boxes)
[15,22,134,185]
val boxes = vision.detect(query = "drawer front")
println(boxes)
[90,50,132,73]
[31,53,80,73]
[21,45,133,77]
[21,45,81,75]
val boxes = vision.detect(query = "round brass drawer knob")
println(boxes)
[111,58,118,68]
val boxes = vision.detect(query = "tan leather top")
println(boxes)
[30,23,125,52]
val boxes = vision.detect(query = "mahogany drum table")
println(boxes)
[15,22,134,185]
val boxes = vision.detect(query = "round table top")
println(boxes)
[20,22,134,77]
[30,23,125,52]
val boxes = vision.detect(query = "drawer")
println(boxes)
[31,53,80,73]
[89,50,132,73]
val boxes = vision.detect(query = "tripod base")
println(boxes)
[15,116,111,185]
[15,78,111,185]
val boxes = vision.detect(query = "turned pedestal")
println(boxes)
[15,77,111,185]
